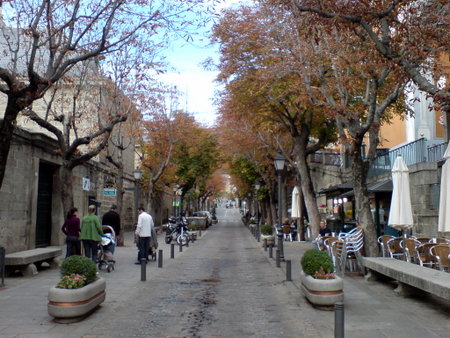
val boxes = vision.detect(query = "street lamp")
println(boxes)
[133,169,142,222]
[254,181,261,241]
[274,153,286,260]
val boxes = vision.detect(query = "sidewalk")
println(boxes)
[0,230,202,337]
[259,238,450,337]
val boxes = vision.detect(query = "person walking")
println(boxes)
[80,205,104,263]
[135,206,154,264]
[61,207,81,257]
[102,204,121,248]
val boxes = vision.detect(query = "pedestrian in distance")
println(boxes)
[102,204,121,248]
[135,206,154,264]
[80,205,104,263]
[61,207,81,257]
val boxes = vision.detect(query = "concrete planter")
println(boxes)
[300,270,343,306]
[48,277,106,322]
[260,234,275,247]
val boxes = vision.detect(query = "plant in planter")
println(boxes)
[48,256,106,322]
[260,224,275,247]
[300,249,343,307]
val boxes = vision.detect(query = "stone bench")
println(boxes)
[362,257,450,301]
[5,247,63,277]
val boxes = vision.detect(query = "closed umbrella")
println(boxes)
[388,155,413,230]
[291,186,301,218]
[438,143,450,233]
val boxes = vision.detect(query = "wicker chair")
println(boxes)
[415,243,437,268]
[386,237,405,260]
[430,244,450,272]
[330,240,346,277]
[377,235,394,257]
[400,238,420,263]
[415,237,432,244]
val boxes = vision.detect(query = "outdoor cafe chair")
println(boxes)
[282,224,293,242]
[386,237,405,260]
[415,243,437,268]
[339,227,364,272]
[430,244,450,272]
[400,238,420,263]
[432,238,450,245]
[415,237,432,244]
[323,237,339,256]
[377,235,394,257]
[330,240,346,277]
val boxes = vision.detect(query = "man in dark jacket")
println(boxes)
[102,205,121,245]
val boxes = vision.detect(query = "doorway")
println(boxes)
[35,162,56,247]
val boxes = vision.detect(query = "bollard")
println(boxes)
[276,249,280,267]
[179,242,183,252]
[257,230,260,242]
[140,258,146,281]
[269,244,273,258]
[186,239,189,247]
[0,246,5,287]
[335,302,344,338]
[199,230,202,237]
[277,235,285,261]
[264,239,267,251]
[171,244,175,259]
[286,260,292,281]
[158,249,163,268]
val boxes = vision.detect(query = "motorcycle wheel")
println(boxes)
[165,236,172,244]
[176,234,189,246]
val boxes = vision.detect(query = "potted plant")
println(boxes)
[260,224,276,247]
[300,249,343,307]
[48,255,106,322]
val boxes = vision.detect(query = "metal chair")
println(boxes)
[282,224,293,241]
[415,243,437,268]
[330,240,347,277]
[377,235,394,257]
[430,244,450,272]
[386,237,405,260]
[415,237,432,244]
[339,227,364,272]
[400,238,420,263]
[323,237,339,256]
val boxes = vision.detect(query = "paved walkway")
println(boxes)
[0,208,449,337]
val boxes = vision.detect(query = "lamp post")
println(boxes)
[274,153,286,261]
[133,168,142,223]
[254,181,261,241]
[172,185,178,217]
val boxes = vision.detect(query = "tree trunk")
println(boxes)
[293,145,321,239]
[0,101,21,189]
[351,152,379,257]
[60,164,75,218]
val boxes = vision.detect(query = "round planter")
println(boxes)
[300,270,343,306]
[48,277,106,322]
[260,234,276,247]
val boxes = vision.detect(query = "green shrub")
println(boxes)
[60,256,98,285]
[300,249,334,276]
[260,224,273,235]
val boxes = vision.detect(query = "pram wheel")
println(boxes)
[107,262,114,272]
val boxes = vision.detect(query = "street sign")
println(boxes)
[82,177,90,191]
[103,188,117,196]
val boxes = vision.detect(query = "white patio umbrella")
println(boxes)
[438,143,450,233]
[291,186,301,218]
[388,155,413,230]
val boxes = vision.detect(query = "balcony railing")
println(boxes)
[308,139,448,177]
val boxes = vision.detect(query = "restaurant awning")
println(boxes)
[324,179,392,198]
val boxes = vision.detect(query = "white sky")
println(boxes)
[159,0,244,127]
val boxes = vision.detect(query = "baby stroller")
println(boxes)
[148,227,158,261]
[98,225,116,272]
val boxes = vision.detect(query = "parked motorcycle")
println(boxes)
[165,217,190,246]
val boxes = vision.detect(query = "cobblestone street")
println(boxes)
[1,207,449,337]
